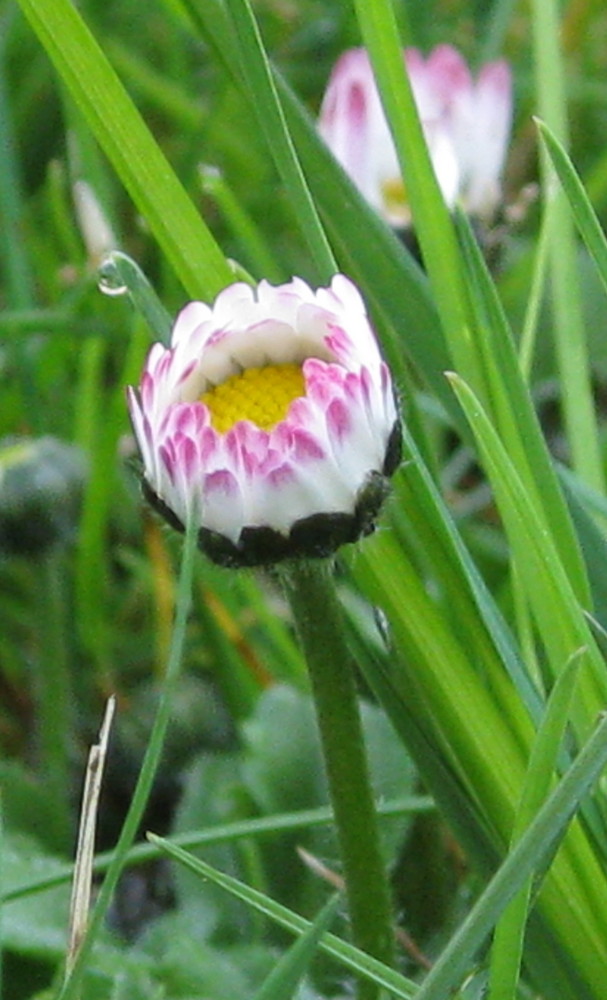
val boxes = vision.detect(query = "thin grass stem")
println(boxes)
[58,519,199,1000]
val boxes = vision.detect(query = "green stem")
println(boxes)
[278,559,394,1000]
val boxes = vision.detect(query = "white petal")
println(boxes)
[171,301,213,348]
[201,469,245,542]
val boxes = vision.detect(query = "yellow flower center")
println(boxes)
[381,176,409,224]
[201,363,306,433]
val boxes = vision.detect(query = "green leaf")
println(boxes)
[0,833,70,961]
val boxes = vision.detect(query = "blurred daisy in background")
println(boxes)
[318,45,512,228]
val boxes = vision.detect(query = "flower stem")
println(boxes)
[278,559,395,999]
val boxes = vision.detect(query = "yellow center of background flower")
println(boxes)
[201,363,306,433]
[381,177,409,222]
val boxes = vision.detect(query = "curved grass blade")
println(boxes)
[1,798,431,903]
[252,893,342,1000]
[537,118,607,299]
[151,709,607,1000]
[148,833,417,1000]
[97,252,173,345]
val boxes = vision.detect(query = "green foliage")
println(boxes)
[3,0,607,998]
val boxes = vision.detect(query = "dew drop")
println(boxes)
[97,258,128,297]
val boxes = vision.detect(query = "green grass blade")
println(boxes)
[0,26,34,308]
[59,521,200,1000]
[0,16,40,431]
[97,252,173,345]
[199,166,283,282]
[2,798,432,902]
[453,210,591,606]
[252,894,342,1000]
[16,0,233,300]
[518,205,552,380]
[446,373,605,725]
[148,834,417,1000]
[222,0,335,281]
[353,528,528,831]
[414,711,607,1000]
[488,651,583,1000]
[351,0,479,392]
[379,432,542,723]
[537,118,607,300]
[559,465,607,631]
[530,0,604,491]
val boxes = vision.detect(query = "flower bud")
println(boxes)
[128,275,401,567]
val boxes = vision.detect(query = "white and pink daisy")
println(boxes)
[127,275,401,567]
[318,45,512,226]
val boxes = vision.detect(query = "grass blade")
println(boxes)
[488,651,583,1000]
[223,0,335,281]
[148,833,417,1000]
[252,894,342,1000]
[537,118,607,300]
[530,0,604,491]
[16,0,232,300]
[415,711,607,1000]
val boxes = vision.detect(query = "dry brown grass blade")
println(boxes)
[65,696,116,982]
